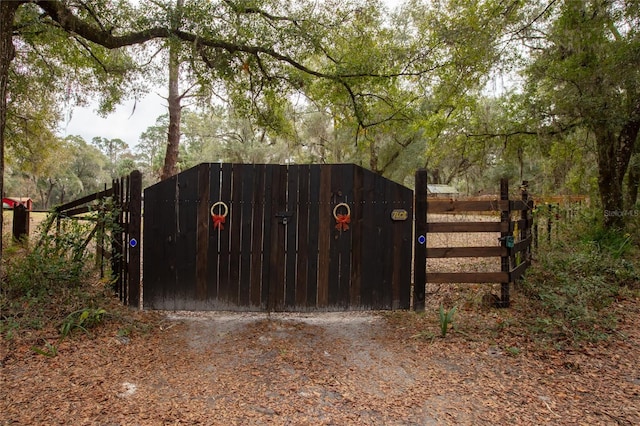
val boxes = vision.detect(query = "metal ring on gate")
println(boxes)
[332,202,351,220]
[210,201,229,218]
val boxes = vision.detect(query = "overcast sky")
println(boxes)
[59,93,167,149]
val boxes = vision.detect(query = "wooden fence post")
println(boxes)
[413,169,427,312]
[12,204,29,242]
[547,203,553,244]
[127,170,142,309]
[520,181,531,275]
[111,178,122,296]
[499,178,511,308]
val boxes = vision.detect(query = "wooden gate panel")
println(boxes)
[175,166,199,310]
[329,164,354,308]
[392,181,414,309]
[238,164,255,307]
[249,164,266,308]
[196,163,210,301]
[284,165,300,308]
[217,163,233,304]
[207,164,224,301]
[305,165,321,307]
[359,169,377,308]
[316,165,332,307]
[143,175,178,310]
[228,164,244,306]
[349,165,364,307]
[295,165,310,307]
[143,163,413,311]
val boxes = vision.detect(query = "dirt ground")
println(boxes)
[2,298,639,426]
[2,212,639,424]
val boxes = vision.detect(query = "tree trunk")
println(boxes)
[0,2,21,262]
[626,156,639,210]
[596,130,624,228]
[161,41,181,180]
[594,95,640,229]
[160,0,184,181]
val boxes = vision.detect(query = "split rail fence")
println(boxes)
[37,171,142,307]
[413,170,533,310]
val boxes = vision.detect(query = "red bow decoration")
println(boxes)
[211,214,226,230]
[335,214,350,231]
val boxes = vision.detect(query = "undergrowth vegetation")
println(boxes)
[0,214,144,355]
[520,206,640,345]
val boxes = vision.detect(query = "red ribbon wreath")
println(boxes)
[211,214,226,230]
[335,214,351,231]
[210,201,229,231]
[333,203,351,232]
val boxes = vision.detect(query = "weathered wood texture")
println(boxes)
[143,163,413,311]
[413,172,534,309]
[111,171,143,307]
[51,170,142,308]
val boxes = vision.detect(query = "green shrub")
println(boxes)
[0,214,99,339]
[522,210,639,344]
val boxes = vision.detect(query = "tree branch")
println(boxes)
[36,0,431,80]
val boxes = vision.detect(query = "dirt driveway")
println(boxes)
[2,308,639,425]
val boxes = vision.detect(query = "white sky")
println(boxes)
[60,93,166,148]
[58,0,405,149]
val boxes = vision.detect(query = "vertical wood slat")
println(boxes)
[316,166,332,307]
[166,175,179,311]
[261,166,274,308]
[295,165,310,307]
[328,164,343,307]
[338,165,354,308]
[111,178,121,299]
[123,174,130,304]
[374,173,389,309]
[229,164,244,306]
[500,178,511,308]
[207,164,222,302]
[127,170,142,308]
[398,188,413,309]
[520,181,531,266]
[349,166,363,307]
[391,184,403,309]
[413,169,427,312]
[359,170,376,308]
[285,166,299,309]
[196,164,210,301]
[143,176,175,309]
[267,166,287,311]
[380,175,394,309]
[217,163,233,303]
[306,165,321,307]
[142,184,155,308]
[239,165,255,307]
[250,165,266,308]
[175,167,199,310]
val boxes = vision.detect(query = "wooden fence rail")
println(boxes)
[413,171,533,311]
[36,171,142,308]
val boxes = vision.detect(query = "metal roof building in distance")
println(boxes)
[426,184,459,198]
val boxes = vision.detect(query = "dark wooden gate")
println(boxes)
[143,163,413,311]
